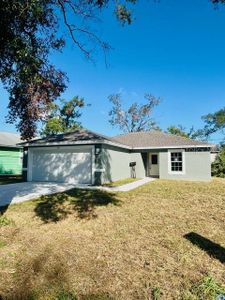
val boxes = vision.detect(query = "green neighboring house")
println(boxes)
[0,132,23,176]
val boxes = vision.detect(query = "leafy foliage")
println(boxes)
[167,125,205,140]
[212,0,225,4]
[108,93,160,133]
[0,0,137,139]
[202,107,225,141]
[41,96,85,136]
[0,1,223,139]
[0,0,67,139]
[212,145,225,178]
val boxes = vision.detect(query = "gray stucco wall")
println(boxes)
[101,146,130,183]
[130,152,146,178]
[100,145,146,183]
[159,150,211,181]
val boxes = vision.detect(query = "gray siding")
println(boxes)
[159,150,211,181]
[100,146,146,183]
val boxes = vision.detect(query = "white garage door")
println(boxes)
[29,146,92,184]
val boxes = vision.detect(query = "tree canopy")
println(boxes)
[201,107,225,141]
[212,145,225,178]
[108,93,160,133]
[0,0,223,139]
[41,96,85,136]
[166,125,205,140]
[0,0,135,139]
[202,107,225,178]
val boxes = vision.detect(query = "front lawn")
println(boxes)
[0,179,225,299]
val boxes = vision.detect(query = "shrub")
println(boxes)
[212,146,225,178]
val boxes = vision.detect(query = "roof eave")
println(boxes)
[0,144,22,148]
[132,145,212,150]
[23,139,132,150]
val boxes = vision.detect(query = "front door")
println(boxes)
[149,153,159,177]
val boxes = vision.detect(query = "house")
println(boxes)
[0,132,23,176]
[22,129,213,184]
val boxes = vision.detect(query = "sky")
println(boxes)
[0,0,225,143]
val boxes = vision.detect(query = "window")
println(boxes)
[170,151,183,172]
[151,154,158,165]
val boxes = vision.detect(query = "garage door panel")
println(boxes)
[56,152,92,184]
[32,153,59,182]
[31,148,92,184]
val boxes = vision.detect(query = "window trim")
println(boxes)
[168,149,185,175]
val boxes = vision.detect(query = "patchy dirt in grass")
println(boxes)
[0,179,224,299]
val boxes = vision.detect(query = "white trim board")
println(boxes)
[168,149,186,175]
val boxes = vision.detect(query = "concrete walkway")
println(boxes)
[111,177,155,191]
[0,178,155,208]
[80,177,156,192]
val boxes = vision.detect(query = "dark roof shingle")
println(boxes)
[23,129,118,146]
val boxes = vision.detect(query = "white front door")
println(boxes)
[149,153,159,177]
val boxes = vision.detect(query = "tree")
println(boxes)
[0,0,135,140]
[41,96,85,136]
[200,108,225,178]
[0,1,222,139]
[166,125,205,140]
[211,0,225,4]
[211,145,225,178]
[201,107,225,141]
[167,125,190,138]
[108,93,160,133]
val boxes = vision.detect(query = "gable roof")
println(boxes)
[0,131,22,147]
[22,128,130,149]
[112,131,212,149]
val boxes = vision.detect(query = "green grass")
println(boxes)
[0,215,14,227]
[103,177,140,187]
[0,240,6,248]
[183,276,225,300]
[0,178,224,299]
[0,175,23,185]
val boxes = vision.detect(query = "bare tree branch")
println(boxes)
[108,93,160,133]
[57,0,111,65]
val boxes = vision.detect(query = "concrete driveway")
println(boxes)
[0,178,156,208]
[0,182,75,208]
